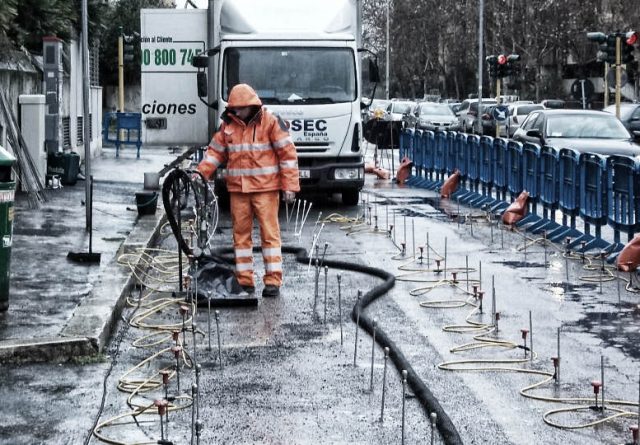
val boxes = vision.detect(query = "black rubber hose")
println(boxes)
[213,245,463,445]
[162,168,202,257]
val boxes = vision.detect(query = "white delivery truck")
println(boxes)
[187,0,378,205]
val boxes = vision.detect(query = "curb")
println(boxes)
[0,210,167,364]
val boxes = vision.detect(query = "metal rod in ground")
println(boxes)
[529,311,533,361]
[191,384,197,445]
[444,237,448,277]
[426,232,430,265]
[543,231,548,267]
[412,218,415,258]
[490,211,494,243]
[215,310,223,370]
[369,318,377,393]
[479,260,482,290]
[430,412,438,445]
[600,252,605,294]
[403,215,407,246]
[313,258,320,311]
[353,291,362,367]
[500,219,504,249]
[380,347,389,422]
[337,274,343,346]
[191,321,198,368]
[617,268,621,307]
[601,355,605,412]
[491,275,496,322]
[207,296,212,351]
[637,370,639,436]
[401,369,408,444]
[565,250,570,283]
[195,364,201,419]
[557,327,561,384]
[323,266,329,324]
[195,420,203,445]
[466,255,469,292]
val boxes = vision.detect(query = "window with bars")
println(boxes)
[90,45,99,87]
[76,115,93,144]
[62,117,70,149]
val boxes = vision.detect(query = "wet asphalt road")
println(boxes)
[3,148,640,444]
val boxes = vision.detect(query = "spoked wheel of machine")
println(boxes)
[341,188,360,206]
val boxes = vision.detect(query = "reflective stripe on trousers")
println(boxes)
[230,190,282,287]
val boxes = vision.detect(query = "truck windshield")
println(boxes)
[223,47,356,104]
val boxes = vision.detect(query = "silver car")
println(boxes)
[456,98,498,133]
[404,102,460,131]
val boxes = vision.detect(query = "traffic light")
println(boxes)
[496,54,507,78]
[588,31,616,63]
[504,54,520,77]
[123,34,135,63]
[486,55,498,78]
[622,31,638,64]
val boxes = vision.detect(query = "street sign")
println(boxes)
[492,105,509,122]
[606,67,628,88]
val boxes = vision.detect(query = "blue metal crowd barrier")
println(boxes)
[606,155,640,246]
[476,136,494,203]
[492,138,508,204]
[103,112,143,158]
[445,132,457,176]
[397,129,640,255]
[528,146,559,233]
[506,141,524,198]
[466,135,481,194]
[399,128,411,160]
[516,142,542,227]
[433,131,447,183]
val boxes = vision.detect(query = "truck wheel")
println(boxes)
[342,189,360,206]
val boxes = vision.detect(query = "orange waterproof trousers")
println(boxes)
[230,190,282,287]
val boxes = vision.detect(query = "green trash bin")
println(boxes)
[0,146,16,311]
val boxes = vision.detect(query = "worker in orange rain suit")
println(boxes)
[196,84,300,298]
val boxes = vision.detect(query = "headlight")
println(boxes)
[334,167,363,180]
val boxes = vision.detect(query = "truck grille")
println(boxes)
[294,142,329,153]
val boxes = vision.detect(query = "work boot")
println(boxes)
[262,285,280,298]
[241,285,255,294]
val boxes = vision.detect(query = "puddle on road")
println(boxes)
[495,260,547,269]
[566,304,640,359]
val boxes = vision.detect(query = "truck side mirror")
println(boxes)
[368,59,380,83]
[192,54,209,69]
[197,72,208,97]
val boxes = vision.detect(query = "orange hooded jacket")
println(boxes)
[197,84,300,193]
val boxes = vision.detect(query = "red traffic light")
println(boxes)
[626,31,638,46]
[497,54,507,65]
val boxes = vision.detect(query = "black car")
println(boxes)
[603,103,640,134]
[512,109,640,157]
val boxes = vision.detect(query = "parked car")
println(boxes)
[603,103,640,134]
[456,98,498,133]
[541,99,565,109]
[384,100,415,123]
[504,103,544,137]
[512,109,640,157]
[403,102,460,131]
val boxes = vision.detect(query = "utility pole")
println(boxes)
[615,35,622,118]
[477,0,484,133]
[385,0,390,100]
[118,27,125,113]
[81,0,91,231]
